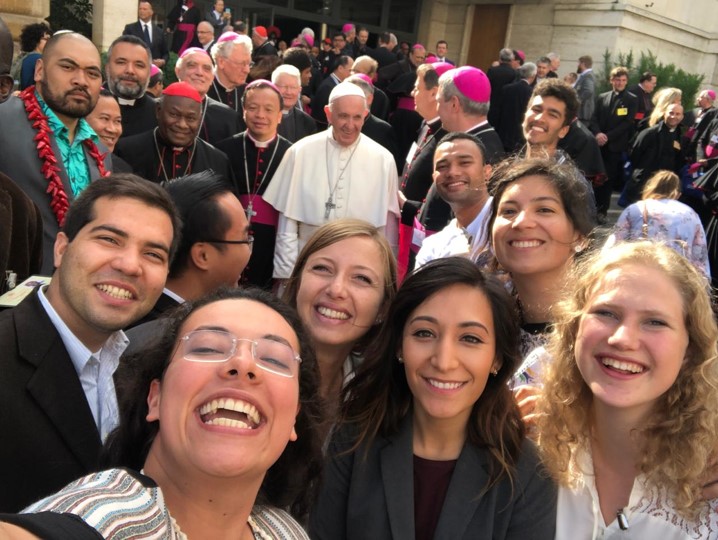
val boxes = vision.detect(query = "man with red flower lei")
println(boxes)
[0,31,111,274]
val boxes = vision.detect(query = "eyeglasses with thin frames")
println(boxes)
[204,236,254,250]
[178,329,302,378]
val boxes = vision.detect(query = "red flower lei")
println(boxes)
[19,86,109,226]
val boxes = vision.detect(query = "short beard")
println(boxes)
[39,78,95,118]
[108,76,148,100]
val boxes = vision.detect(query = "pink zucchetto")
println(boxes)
[353,73,373,86]
[447,66,491,103]
[217,31,241,43]
[179,47,210,59]
[431,62,454,77]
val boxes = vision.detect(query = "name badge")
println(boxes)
[673,140,681,151]
[616,107,628,116]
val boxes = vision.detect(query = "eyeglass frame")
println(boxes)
[177,329,302,378]
[203,236,254,249]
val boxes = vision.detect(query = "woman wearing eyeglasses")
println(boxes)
[0,288,323,539]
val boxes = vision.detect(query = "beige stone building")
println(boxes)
[3,0,717,88]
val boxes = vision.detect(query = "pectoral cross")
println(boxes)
[324,197,336,220]
[245,202,257,222]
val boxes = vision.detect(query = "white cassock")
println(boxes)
[264,128,400,278]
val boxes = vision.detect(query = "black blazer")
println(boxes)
[590,90,638,153]
[0,291,102,512]
[309,416,557,540]
[122,21,169,65]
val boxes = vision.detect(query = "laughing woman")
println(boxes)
[0,288,323,539]
[309,257,557,540]
[538,242,718,538]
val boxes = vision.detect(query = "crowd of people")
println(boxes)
[0,2,718,538]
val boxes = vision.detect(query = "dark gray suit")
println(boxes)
[575,70,596,124]
[0,291,102,512]
[0,96,112,274]
[309,416,557,539]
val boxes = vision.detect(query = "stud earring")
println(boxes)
[490,366,499,375]
[574,244,584,253]
[397,355,404,363]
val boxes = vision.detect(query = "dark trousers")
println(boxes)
[594,148,624,215]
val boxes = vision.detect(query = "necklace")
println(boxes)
[19,86,109,226]
[242,134,279,223]
[211,79,239,111]
[153,128,197,183]
[198,97,210,140]
[324,137,360,220]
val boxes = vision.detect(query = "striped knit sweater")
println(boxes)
[22,468,309,539]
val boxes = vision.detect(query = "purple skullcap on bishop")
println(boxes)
[707,90,717,101]
[431,62,454,78]
[448,66,491,103]
[180,47,210,59]
[245,79,282,94]
[217,31,241,43]
[353,73,373,86]
[150,64,162,76]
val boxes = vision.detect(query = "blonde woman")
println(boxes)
[538,242,718,538]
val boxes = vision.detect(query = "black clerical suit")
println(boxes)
[198,96,244,146]
[115,130,231,184]
[122,21,169,65]
[114,93,158,139]
[215,132,292,289]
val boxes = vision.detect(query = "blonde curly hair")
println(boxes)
[537,241,718,519]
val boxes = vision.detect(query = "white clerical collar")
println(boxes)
[246,131,276,148]
[117,97,137,106]
[215,75,235,92]
[163,287,185,304]
[467,119,489,131]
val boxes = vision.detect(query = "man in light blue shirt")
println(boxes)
[0,173,181,512]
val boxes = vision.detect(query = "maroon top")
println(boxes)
[413,455,457,540]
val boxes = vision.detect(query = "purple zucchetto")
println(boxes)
[447,66,491,103]
[431,62,454,78]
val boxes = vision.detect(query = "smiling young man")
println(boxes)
[415,132,492,267]
[0,31,112,274]
[0,174,180,512]
[114,82,230,184]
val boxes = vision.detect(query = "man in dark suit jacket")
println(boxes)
[0,32,112,274]
[486,48,517,127]
[368,32,399,70]
[0,175,179,512]
[205,0,230,38]
[628,71,656,124]
[496,62,537,152]
[590,66,638,218]
[122,0,169,68]
[311,55,352,128]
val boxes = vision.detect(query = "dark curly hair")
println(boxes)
[20,23,51,53]
[101,287,325,519]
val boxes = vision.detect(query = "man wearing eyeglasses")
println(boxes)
[208,31,253,113]
[130,170,251,329]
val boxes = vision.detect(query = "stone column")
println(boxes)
[93,0,133,52]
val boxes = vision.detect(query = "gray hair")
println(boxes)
[499,48,514,62]
[272,63,301,86]
[211,33,253,63]
[518,62,537,79]
[346,75,374,98]
[438,72,489,117]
